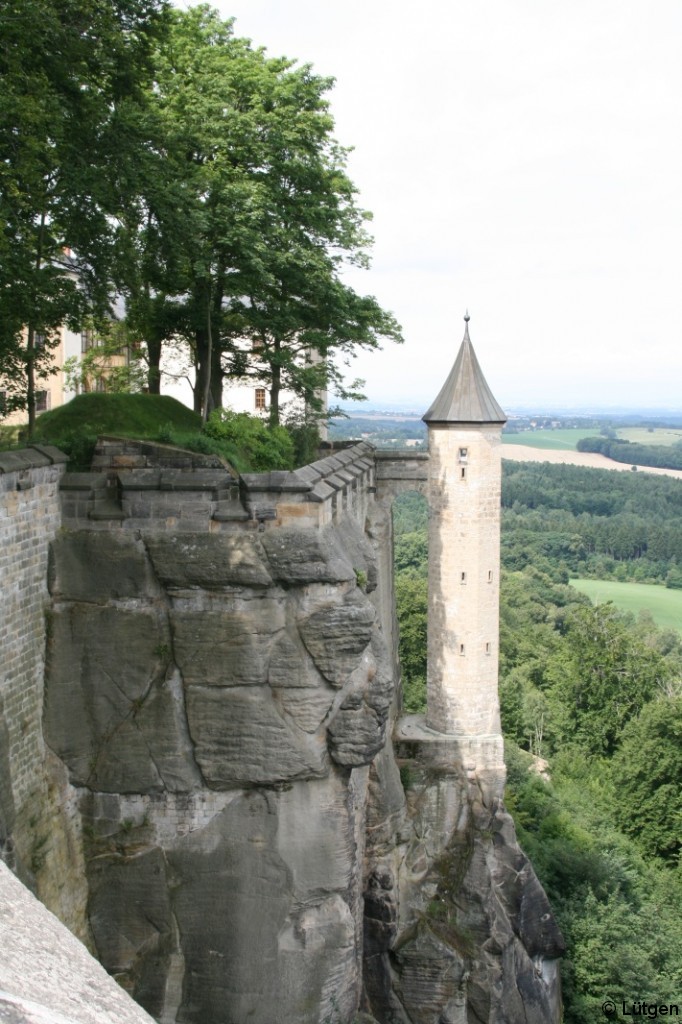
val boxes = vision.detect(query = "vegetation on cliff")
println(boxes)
[27,392,317,472]
[394,467,682,1023]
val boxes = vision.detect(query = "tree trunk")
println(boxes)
[209,341,222,412]
[193,325,207,416]
[147,333,162,394]
[201,300,212,423]
[209,271,224,412]
[26,325,36,439]
[27,211,47,438]
[269,350,281,428]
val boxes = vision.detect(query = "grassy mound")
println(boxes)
[20,393,319,473]
[33,393,201,441]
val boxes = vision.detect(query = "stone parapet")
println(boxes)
[91,435,232,472]
[373,448,429,502]
[59,440,377,532]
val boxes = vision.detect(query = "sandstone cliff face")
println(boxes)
[45,515,389,1023]
[37,447,563,1024]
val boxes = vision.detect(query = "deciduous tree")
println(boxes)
[0,0,168,432]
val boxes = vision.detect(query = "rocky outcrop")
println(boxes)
[361,719,564,1024]
[44,515,391,1023]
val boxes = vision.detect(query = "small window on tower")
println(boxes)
[485,642,491,655]
[459,447,468,461]
[488,570,493,583]
[461,467,466,480]
[460,572,467,584]
[459,643,465,656]
[254,388,266,411]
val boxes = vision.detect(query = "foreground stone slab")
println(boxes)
[0,861,155,1024]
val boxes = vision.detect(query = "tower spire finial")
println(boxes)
[464,309,470,322]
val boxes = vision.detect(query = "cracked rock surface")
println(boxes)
[44,518,389,1022]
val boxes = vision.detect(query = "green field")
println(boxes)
[502,428,596,451]
[570,578,682,632]
[615,426,682,446]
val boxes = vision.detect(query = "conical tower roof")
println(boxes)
[422,314,506,424]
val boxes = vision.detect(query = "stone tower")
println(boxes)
[422,314,507,760]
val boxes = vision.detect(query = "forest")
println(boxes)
[394,462,682,1024]
[577,435,682,471]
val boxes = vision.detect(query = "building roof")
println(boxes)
[422,314,506,425]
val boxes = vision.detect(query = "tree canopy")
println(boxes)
[0,0,169,432]
[134,5,402,420]
[1,2,401,428]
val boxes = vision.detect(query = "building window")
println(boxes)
[460,572,467,584]
[81,329,95,353]
[34,332,46,350]
[254,387,266,411]
[35,390,50,413]
[458,447,468,461]
[0,391,6,414]
[459,643,465,656]
[460,467,466,480]
[485,642,491,655]
[488,570,493,583]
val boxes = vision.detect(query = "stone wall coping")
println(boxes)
[121,469,233,492]
[95,435,238,476]
[0,446,67,474]
[240,442,375,499]
[60,474,107,492]
[373,449,429,461]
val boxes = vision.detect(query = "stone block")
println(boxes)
[49,532,159,603]
[299,591,375,686]
[146,533,272,589]
[171,597,285,687]
[185,686,329,787]
[261,525,355,585]
[44,605,196,793]
[327,644,392,767]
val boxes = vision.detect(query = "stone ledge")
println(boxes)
[0,862,156,1024]
[0,447,67,474]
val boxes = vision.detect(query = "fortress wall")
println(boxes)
[0,448,90,940]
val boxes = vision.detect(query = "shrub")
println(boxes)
[204,410,295,471]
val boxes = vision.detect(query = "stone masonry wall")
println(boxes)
[0,447,90,941]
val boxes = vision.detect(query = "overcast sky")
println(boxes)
[181,0,682,413]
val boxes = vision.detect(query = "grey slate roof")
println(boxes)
[422,316,506,424]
